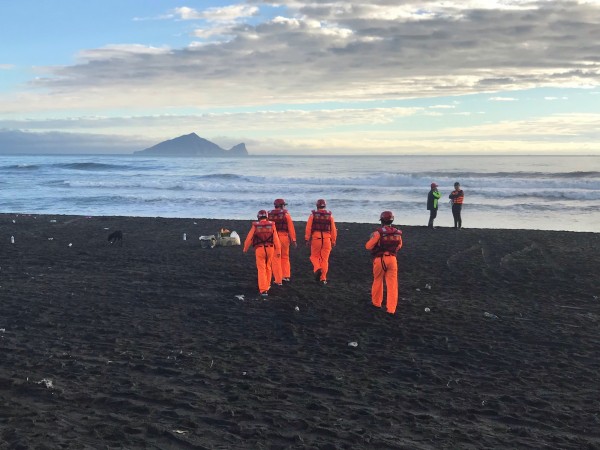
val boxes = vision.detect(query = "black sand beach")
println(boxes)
[1,213,599,449]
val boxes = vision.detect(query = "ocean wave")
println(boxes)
[253,172,600,191]
[474,189,600,201]
[2,155,598,232]
[55,162,128,171]
[2,164,41,171]
[194,173,250,181]
[417,170,600,179]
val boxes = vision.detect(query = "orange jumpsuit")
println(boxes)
[305,210,337,282]
[243,219,281,294]
[268,208,297,283]
[365,226,403,314]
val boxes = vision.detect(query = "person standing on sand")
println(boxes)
[427,182,441,228]
[365,211,403,314]
[305,199,337,286]
[449,182,464,229]
[268,198,297,285]
[243,210,281,298]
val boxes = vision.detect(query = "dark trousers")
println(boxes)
[427,209,437,228]
[452,204,462,228]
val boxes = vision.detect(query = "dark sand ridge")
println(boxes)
[1,213,599,449]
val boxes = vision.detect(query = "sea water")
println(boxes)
[0,154,598,232]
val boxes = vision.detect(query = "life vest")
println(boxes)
[451,190,464,204]
[252,221,275,247]
[311,210,332,232]
[371,226,402,257]
[268,209,288,233]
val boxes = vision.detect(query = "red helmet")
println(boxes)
[257,210,268,219]
[316,199,327,208]
[380,211,394,223]
[431,182,438,189]
[274,198,287,208]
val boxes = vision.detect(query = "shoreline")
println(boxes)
[1,213,599,448]
[2,212,597,234]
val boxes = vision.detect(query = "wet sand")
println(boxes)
[1,213,599,449]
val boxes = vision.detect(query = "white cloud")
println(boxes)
[173,5,259,23]
[18,0,599,111]
[172,7,202,20]
[3,111,600,154]
[0,64,15,70]
[0,106,423,136]
[2,0,600,155]
[489,96,518,101]
[76,44,172,61]
[429,104,456,109]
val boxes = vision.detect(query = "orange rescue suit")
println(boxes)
[305,210,337,282]
[365,226,403,314]
[268,208,297,283]
[243,219,281,294]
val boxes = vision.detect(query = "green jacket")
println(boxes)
[427,190,441,210]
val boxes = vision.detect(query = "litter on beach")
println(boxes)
[200,230,241,248]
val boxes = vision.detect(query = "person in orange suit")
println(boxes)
[365,211,403,314]
[243,210,281,298]
[305,199,337,285]
[268,198,297,284]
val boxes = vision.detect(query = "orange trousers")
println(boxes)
[372,255,398,314]
[254,245,275,293]
[310,233,332,281]
[272,233,291,283]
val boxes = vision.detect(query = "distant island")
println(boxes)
[134,133,248,157]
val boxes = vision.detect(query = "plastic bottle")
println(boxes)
[183,233,187,240]
[483,312,499,320]
[10,236,14,244]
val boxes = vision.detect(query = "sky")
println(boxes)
[1,0,600,155]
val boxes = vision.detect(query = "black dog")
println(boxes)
[107,230,123,246]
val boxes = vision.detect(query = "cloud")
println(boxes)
[489,96,518,101]
[0,106,423,137]
[174,5,259,23]
[0,129,151,154]
[1,0,600,156]
[4,110,600,155]
[429,104,456,109]
[4,0,598,114]
[0,64,15,70]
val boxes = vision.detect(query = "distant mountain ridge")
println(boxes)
[134,133,248,157]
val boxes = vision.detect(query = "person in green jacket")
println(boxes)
[427,182,441,228]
